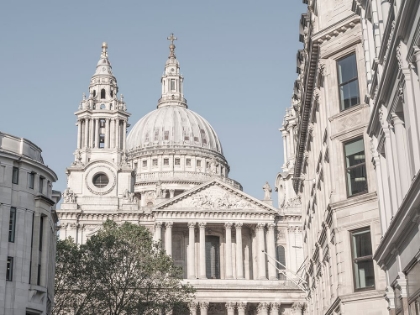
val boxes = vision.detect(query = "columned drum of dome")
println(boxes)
[127,36,242,204]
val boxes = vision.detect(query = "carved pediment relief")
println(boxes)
[156,179,278,213]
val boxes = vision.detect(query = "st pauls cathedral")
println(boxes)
[57,38,307,314]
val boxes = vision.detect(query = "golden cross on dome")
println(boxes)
[167,33,177,45]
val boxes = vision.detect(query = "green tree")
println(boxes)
[53,221,194,315]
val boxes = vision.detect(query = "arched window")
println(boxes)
[110,90,113,97]
[101,89,106,99]
[277,245,286,280]
[93,90,96,97]
[205,236,220,279]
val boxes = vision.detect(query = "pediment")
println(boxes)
[155,179,278,213]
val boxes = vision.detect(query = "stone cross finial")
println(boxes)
[167,33,177,58]
[101,42,108,58]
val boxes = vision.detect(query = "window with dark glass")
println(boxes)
[344,138,367,196]
[337,53,360,111]
[351,228,375,290]
[205,236,220,279]
[92,173,109,188]
[12,167,19,184]
[37,264,41,285]
[175,158,180,166]
[39,177,44,194]
[99,134,105,148]
[186,159,191,167]
[171,79,176,91]
[164,158,169,166]
[39,216,44,251]
[276,245,286,280]
[152,159,158,167]
[101,89,106,99]
[29,172,35,189]
[197,160,201,167]
[9,207,16,243]
[6,257,13,281]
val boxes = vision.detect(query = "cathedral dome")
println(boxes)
[126,106,223,154]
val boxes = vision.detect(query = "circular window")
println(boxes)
[92,173,109,188]
[100,104,106,109]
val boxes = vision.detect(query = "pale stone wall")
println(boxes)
[0,131,59,315]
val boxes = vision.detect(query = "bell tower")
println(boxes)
[59,43,138,244]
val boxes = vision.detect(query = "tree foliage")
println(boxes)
[53,221,194,315]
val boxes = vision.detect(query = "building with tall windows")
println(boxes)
[57,40,307,314]
[353,0,420,314]
[0,131,60,315]
[277,0,389,314]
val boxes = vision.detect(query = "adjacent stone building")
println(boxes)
[58,41,307,314]
[278,0,389,314]
[353,0,420,313]
[0,132,60,315]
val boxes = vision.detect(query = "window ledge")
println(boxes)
[329,191,377,211]
[329,103,368,122]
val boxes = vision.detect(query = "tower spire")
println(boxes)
[158,34,186,108]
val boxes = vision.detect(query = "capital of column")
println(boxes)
[155,222,163,228]
[257,223,266,230]
[165,222,173,228]
[225,302,236,311]
[270,302,280,312]
[199,301,209,311]
[225,222,233,229]
[188,221,196,228]
[237,302,247,311]
[235,222,243,229]
[199,222,207,228]
[257,302,269,311]
[268,223,276,231]
[385,286,396,310]
[391,113,404,126]
[188,302,198,314]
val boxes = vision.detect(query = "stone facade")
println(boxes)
[57,41,307,314]
[0,131,60,315]
[353,0,420,314]
[279,0,388,314]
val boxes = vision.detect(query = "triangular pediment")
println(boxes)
[155,179,279,213]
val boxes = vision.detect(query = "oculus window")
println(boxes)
[344,138,367,196]
[351,228,375,290]
[337,53,360,111]
[92,173,109,188]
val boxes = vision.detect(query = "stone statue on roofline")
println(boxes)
[263,181,272,200]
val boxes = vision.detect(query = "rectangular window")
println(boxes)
[39,177,44,194]
[39,216,44,252]
[197,160,201,167]
[171,79,176,91]
[9,207,16,243]
[6,257,13,281]
[99,134,105,148]
[337,53,360,111]
[344,138,368,196]
[163,158,169,166]
[37,264,41,285]
[175,158,180,166]
[164,131,169,140]
[186,159,191,167]
[152,159,158,167]
[29,172,35,189]
[142,160,147,167]
[12,167,19,184]
[351,228,375,290]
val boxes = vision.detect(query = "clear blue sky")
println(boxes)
[0,1,306,203]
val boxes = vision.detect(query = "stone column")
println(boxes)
[282,132,288,163]
[225,222,233,279]
[385,286,396,315]
[188,222,196,279]
[257,223,267,280]
[123,120,127,151]
[110,118,115,149]
[77,119,81,149]
[270,302,280,315]
[116,119,120,150]
[382,123,400,213]
[199,302,209,315]
[105,118,110,148]
[89,117,94,148]
[391,113,411,194]
[257,302,269,315]
[237,302,247,315]
[95,118,100,148]
[189,302,197,315]
[235,223,244,279]
[165,222,173,256]
[199,222,207,279]
[267,223,277,280]
[84,118,89,148]
[169,189,175,199]
[154,222,162,243]
[225,302,236,315]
